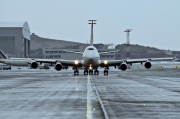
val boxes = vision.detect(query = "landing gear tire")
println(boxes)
[89,70,93,75]
[74,70,79,75]
[94,70,99,75]
[104,70,108,75]
[84,70,88,75]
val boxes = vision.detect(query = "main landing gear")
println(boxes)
[74,68,103,75]
[89,70,93,75]
[74,68,79,75]
[84,70,88,75]
[94,69,99,75]
[83,69,99,75]
[104,68,108,75]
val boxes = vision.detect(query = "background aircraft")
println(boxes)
[0,50,33,66]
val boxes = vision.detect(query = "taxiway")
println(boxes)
[0,65,180,119]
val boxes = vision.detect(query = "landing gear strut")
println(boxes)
[94,69,99,75]
[104,68,108,75]
[89,70,93,75]
[74,68,79,75]
[84,70,88,75]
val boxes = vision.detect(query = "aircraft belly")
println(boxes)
[83,58,99,68]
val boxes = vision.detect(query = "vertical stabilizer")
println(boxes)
[88,20,96,46]
[90,24,93,46]
[0,50,8,59]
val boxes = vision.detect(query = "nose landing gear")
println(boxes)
[89,70,93,75]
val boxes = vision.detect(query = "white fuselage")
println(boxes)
[0,58,32,66]
[82,46,100,69]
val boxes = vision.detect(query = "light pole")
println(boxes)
[124,29,132,59]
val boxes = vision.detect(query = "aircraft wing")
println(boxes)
[34,59,83,67]
[100,57,175,67]
[100,60,123,67]
[125,57,175,64]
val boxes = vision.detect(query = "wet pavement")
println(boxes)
[0,65,180,119]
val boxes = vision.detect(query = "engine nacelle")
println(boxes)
[31,62,38,69]
[119,63,127,71]
[144,61,151,69]
[55,63,62,71]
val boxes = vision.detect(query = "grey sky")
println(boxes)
[0,0,180,51]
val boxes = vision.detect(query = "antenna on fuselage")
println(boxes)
[88,20,97,46]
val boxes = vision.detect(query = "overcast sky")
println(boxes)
[0,0,180,51]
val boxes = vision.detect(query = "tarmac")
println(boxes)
[0,63,180,119]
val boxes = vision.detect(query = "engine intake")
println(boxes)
[55,63,62,71]
[31,62,38,69]
[119,63,127,71]
[144,62,151,69]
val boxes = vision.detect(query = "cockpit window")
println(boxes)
[88,48,94,50]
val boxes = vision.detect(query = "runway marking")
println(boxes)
[90,76,110,119]
[86,74,92,119]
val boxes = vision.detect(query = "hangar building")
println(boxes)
[0,22,31,57]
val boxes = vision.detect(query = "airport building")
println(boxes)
[43,46,121,60]
[0,22,31,57]
[31,33,121,60]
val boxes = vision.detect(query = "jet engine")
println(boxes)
[119,63,127,71]
[31,62,38,69]
[144,61,151,69]
[55,63,62,71]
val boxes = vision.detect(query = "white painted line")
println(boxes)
[90,77,110,119]
[86,74,92,119]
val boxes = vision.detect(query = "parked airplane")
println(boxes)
[0,50,33,66]
[174,58,180,62]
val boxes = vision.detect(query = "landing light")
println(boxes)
[75,60,79,65]
[89,64,93,70]
[104,60,108,65]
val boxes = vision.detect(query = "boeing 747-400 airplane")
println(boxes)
[25,22,175,75]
